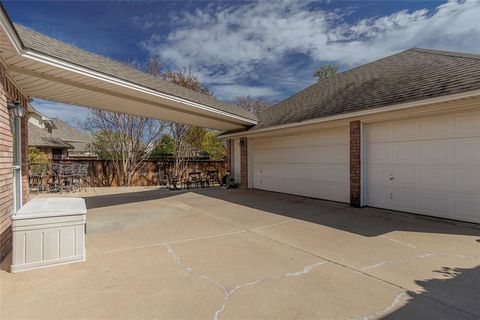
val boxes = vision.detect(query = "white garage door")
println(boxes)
[252,126,349,202]
[366,109,480,223]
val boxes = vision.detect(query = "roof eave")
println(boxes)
[220,88,480,139]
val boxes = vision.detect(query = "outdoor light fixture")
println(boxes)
[8,100,25,118]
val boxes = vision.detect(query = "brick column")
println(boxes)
[0,63,14,262]
[225,139,232,172]
[240,137,248,189]
[0,61,29,262]
[350,121,362,207]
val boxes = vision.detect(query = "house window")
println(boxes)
[52,148,63,160]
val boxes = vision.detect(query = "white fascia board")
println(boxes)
[220,89,480,139]
[0,12,257,126]
[21,50,257,125]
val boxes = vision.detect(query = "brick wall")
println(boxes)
[0,62,29,262]
[225,139,232,172]
[0,63,13,262]
[350,120,361,207]
[239,137,248,189]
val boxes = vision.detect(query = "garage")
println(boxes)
[251,126,350,202]
[366,109,480,223]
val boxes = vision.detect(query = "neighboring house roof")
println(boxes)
[14,24,258,123]
[252,48,480,130]
[28,122,73,149]
[49,118,92,154]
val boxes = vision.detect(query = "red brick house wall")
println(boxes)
[350,120,361,207]
[0,61,29,262]
[239,137,248,189]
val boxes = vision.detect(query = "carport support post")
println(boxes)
[239,137,248,189]
[226,139,232,172]
[350,121,362,207]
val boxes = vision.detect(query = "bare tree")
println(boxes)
[144,57,213,177]
[234,96,273,115]
[84,110,164,186]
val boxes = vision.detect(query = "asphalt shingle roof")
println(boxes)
[14,24,257,122]
[28,123,73,149]
[50,118,91,153]
[253,48,480,130]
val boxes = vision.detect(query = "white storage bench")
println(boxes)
[11,198,86,273]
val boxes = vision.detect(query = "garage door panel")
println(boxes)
[392,167,421,188]
[368,187,390,208]
[421,167,453,192]
[391,190,418,211]
[366,122,392,142]
[392,142,421,163]
[421,141,452,164]
[254,145,348,164]
[254,163,348,183]
[367,110,480,223]
[453,139,480,166]
[454,168,480,193]
[454,197,480,222]
[252,126,349,203]
[454,110,480,137]
[367,144,392,164]
[421,115,453,139]
[253,175,348,202]
[392,119,421,140]
[421,193,451,217]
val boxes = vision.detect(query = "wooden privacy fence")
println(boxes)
[52,159,228,187]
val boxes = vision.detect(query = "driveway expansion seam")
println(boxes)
[98,230,248,255]
[361,252,480,271]
[249,230,480,319]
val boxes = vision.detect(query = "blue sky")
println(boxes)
[4,0,480,126]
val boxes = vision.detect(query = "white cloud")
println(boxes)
[211,84,279,100]
[31,99,91,129]
[141,0,480,99]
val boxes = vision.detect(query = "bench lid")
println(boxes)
[13,198,86,220]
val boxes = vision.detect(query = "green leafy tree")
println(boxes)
[202,131,226,160]
[151,134,175,159]
[313,65,338,80]
[28,147,49,164]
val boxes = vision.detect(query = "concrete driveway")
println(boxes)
[1,188,479,319]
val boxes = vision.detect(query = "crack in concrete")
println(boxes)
[349,291,408,320]
[163,241,327,320]
[214,261,328,320]
[250,230,480,319]
[163,243,228,296]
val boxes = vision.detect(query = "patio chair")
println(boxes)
[58,164,75,193]
[48,163,62,192]
[186,171,202,190]
[73,163,88,192]
[204,169,220,188]
[29,164,50,194]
